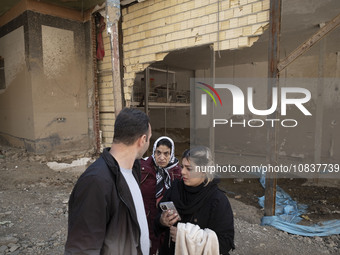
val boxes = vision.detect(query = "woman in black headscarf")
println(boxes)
[154,146,235,255]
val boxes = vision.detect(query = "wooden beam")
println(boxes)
[264,0,282,217]
[313,38,326,183]
[278,12,340,72]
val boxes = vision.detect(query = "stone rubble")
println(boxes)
[0,145,339,255]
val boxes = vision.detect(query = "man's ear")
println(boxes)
[138,134,147,146]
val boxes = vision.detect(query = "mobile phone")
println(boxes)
[159,201,181,220]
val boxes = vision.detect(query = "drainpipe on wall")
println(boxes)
[106,0,123,116]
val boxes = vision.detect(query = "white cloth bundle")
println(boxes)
[175,222,220,255]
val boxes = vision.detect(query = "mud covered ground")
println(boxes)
[219,177,340,224]
[0,145,340,255]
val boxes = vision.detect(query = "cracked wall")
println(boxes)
[0,10,94,155]
[121,0,270,105]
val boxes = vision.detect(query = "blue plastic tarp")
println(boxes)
[258,173,340,236]
[258,175,307,224]
[261,217,340,236]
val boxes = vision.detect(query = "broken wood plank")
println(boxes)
[278,12,340,72]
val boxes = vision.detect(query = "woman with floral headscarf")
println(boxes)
[140,136,182,255]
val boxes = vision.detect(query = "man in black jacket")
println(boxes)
[65,108,152,255]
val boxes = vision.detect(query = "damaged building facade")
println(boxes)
[0,0,339,171]
[0,0,97,156]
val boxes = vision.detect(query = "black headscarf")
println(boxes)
[167,179,219,216]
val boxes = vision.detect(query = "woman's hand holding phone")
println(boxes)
[160,209,180,227]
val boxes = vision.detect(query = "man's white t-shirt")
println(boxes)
[120,167,149,255]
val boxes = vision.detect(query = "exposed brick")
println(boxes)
[200,34,211,44]
[221,0,231,11]
[209,33,218,42]
[257,11,269,23]
[238,16,248,26]
[99,87,113,95]
[242,26,252,36]
[100,113,115,120]
[99,104,114,113]
[97,62,112,70]
[100,93,114,101]
[230,0,240,8]
[191,7,205,18]
[248,36,260,46]
[124,71,136,80]
[219,31,226,40]
[121,0,269,106]
[194,0,205,8]
[252,22,268,34]
[229,38,239,49]
[219,40,230,50]
[125,93,132,101]
[233,6,244,18]
[242,4,253,16]
[262,0,270,10]
[230,18,239,28]
[247,14,257,24]
[124,79,134,87]
[252,2,263,12]
[156,52,167,61]
[208,13,218,23]
[98,75,113,83]
[205,4,218,15]
[222,9,234,20]
[238,36,249,46]
[101,131,113,139]
[100,119,115,126]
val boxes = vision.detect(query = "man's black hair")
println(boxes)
[113,108,150,145]
[156,138,172,150]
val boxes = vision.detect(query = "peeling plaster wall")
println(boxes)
[0,11,94,155]
[0,26,25,88]
[42,26,75,79]
[121,0,270,105]
[0,23,35,146]
[28,13,90,154]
